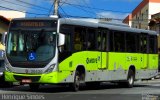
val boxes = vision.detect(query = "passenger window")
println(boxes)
[102,30,107,51]
[97,31,101,51]
[74,27,86,51]
[140,34,148,53]
[149,35,157,54]
[87,29,96,51]
[114,31,125,52]
[126,33,137,53]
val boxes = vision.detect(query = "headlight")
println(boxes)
[45,64,56,73]
[0,72,3,76]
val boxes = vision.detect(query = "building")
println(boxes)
[123,0,160,30]
[149,13,160,52]
[0,16,10,34]
[123,14,132,27]
[0,10,25,20]
[0,10,26,33]
[149,12,160,32]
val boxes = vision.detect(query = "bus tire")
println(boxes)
[71,71,80,92]
[126,69,135,88]
[29,83,40,91]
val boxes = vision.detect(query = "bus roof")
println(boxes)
[11,17,157,35]
[11,17,57,21]
[59,18,157,35]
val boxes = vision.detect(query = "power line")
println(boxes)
[60,1,131,14]
[81,0,97,15]
[60,1,155,16]
[1,0,50,11]
[59,1,154,23]
[60,1,107,19]
[0,0,152,24]
[0,5,48,16]
[59,0,71,18]
[16,0,50,11]
[48,3,54,16]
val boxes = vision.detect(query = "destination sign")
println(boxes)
[20,22,45,27]
[10,20,57,29]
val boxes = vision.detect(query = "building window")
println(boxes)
[141,13,143,21]
[132,22,134,28]
[146,9,148,15]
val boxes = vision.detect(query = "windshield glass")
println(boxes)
[6,30,56,63]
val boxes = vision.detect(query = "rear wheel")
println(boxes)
[126,70,135,88]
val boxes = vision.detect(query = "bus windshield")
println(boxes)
[6,30,56,63]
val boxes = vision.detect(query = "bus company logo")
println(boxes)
[86,58,98,64]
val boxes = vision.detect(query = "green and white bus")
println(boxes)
[4,17,158,91]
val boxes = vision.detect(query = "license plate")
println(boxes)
[22,79,32,83]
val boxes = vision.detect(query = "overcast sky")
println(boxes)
[0,0,142,20]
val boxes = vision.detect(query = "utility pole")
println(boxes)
[54,0,59,17]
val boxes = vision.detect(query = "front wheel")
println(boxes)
[70,71,80,92]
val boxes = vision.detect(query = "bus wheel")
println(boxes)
[126,70,135,88]
[71,71,80,92]
[29,83,40,91]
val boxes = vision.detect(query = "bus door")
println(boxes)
[140,33,148,69]
[97,29,108,70]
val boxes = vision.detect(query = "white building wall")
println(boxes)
[129,20,132,28]
[149,3,160,19]
[0,11,26,19]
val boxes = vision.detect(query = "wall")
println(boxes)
[0,11,25,19]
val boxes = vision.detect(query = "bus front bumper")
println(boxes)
[4,71,72,84]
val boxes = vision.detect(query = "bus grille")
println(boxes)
[13,75,41,82]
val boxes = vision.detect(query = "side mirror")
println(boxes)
[58,33,65,46]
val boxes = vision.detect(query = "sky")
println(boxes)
[0,0,143,20]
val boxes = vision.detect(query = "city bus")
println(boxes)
[4,17,158,91]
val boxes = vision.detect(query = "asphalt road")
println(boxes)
[0,79,160,100]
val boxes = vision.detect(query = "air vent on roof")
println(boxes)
[98,19,129,27]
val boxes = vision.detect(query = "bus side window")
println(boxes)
[114,31,125,52]
[149,35,157,54]
[126,33,137,53]
[102,33,107,51]
[87,29,96,50]
[140,34,147,53]
[109,31,114,52]
[74,32,82,51]
[73,27,86,51]
[97,31,101,51]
